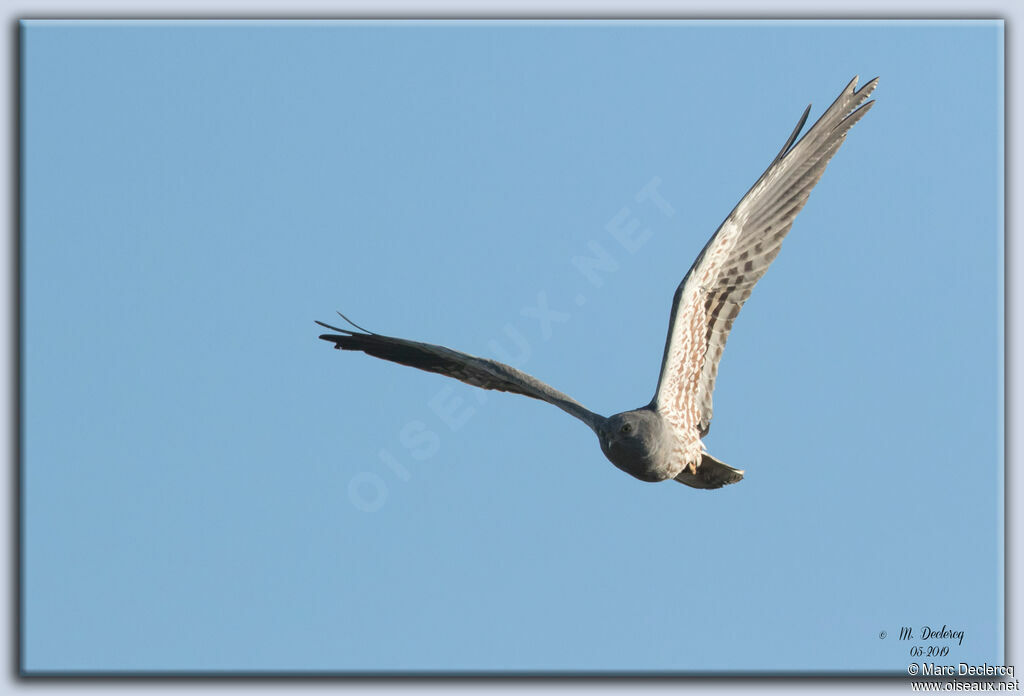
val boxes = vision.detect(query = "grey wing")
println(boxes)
[653,76,877,438]
[317,318,603,432]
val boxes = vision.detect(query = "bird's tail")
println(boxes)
[674,452,744,490]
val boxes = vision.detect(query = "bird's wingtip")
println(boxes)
[336,311,376,334]
[317,333,345,346]
[315,319,348,333]
[854,76,880,99]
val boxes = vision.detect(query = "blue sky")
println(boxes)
[21,20,1002,673]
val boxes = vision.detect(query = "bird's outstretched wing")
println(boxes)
[317,317,603,432]
[653,76,877,438]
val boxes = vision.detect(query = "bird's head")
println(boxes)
[597,409,670,482]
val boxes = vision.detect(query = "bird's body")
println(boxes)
[319,76,877,490]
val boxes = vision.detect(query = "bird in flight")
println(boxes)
[318,76,877,490]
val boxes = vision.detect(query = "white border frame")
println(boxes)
[6,4,1015,695]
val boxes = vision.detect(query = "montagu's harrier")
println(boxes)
[318,76,877,489]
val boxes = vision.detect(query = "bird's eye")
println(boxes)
[620,423,632,435]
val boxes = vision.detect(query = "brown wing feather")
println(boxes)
[654,76,877,440]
